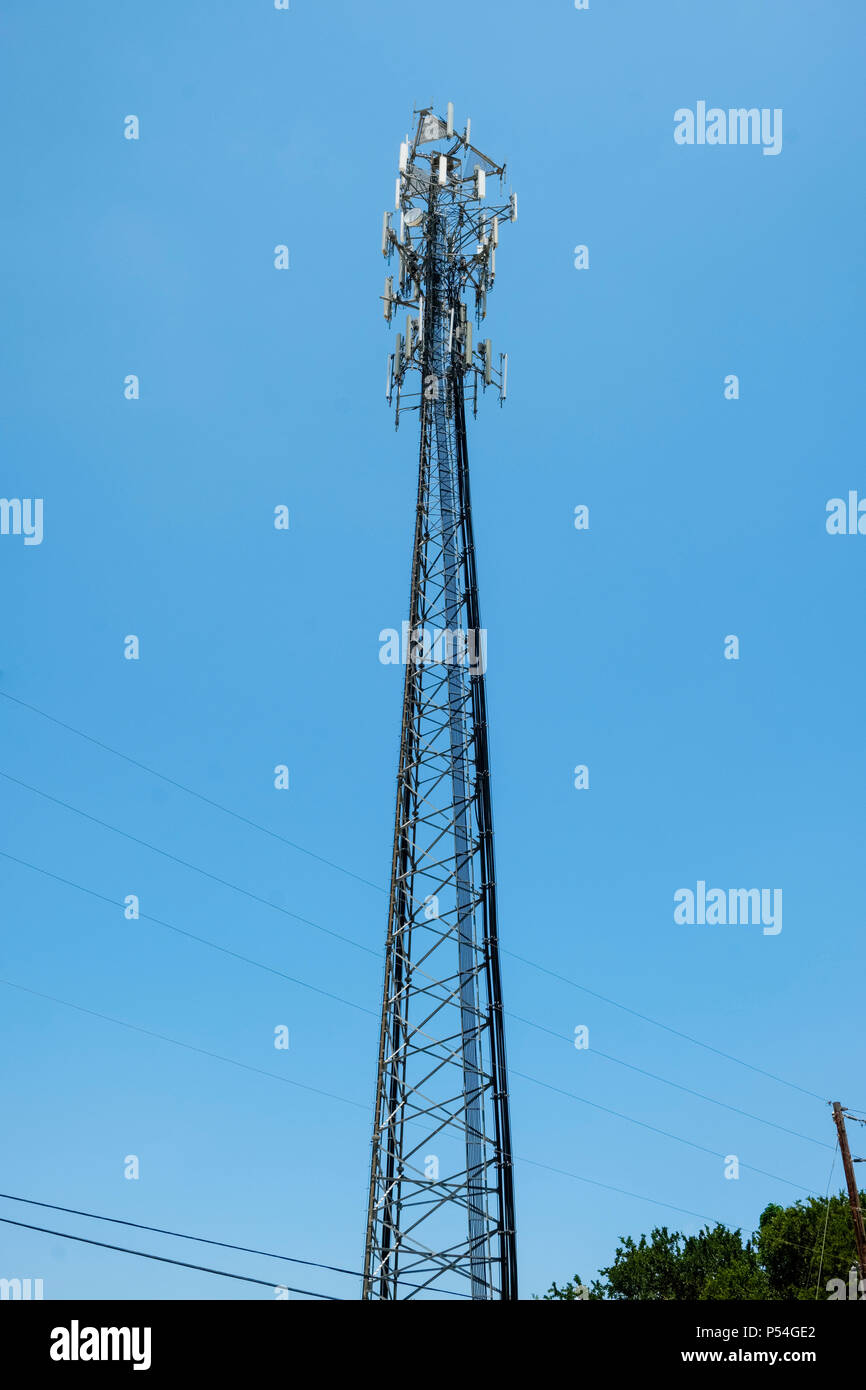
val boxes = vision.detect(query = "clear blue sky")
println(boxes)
[1,0,863,1300]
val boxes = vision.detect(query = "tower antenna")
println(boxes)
[364,105,518,1301]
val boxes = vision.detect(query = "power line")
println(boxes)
[510,1069,817,1194]
[514,1154,728,1227]
[507,1011,831,1150]
[0,1174,764,1288]
[0,850,376,1018]
[1,974,820,1201]
[0,1191,363,1277]
[504,949,827,1104]
[0,769,377,958]
[0,691,827,1108]
[0,688,382,893]
[4,847,828,1159]
[0,1215,339,1299]
[517,1155,839,1274]
[0,707,835,1240]
[812,1145,838,1299]
[0,978,369,1112]
[0,777,831,1205]
[1,1173,831,1301]
[0,1192,470,1300]
[1,979,835,1275]
[10,1173,810,1296]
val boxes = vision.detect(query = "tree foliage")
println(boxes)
[541,1192,863,1301]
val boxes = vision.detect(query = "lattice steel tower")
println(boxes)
[363,105,518,1301]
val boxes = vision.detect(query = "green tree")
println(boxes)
[756,1194,860,1300]
[541,1192,864,1301]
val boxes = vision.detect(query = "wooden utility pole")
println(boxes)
[832,1101,866,1285]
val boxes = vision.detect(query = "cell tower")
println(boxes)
[363,105,518,1301]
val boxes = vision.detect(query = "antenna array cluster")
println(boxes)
[380,104,516,424]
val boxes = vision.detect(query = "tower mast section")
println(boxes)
[363,105,518,1301]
